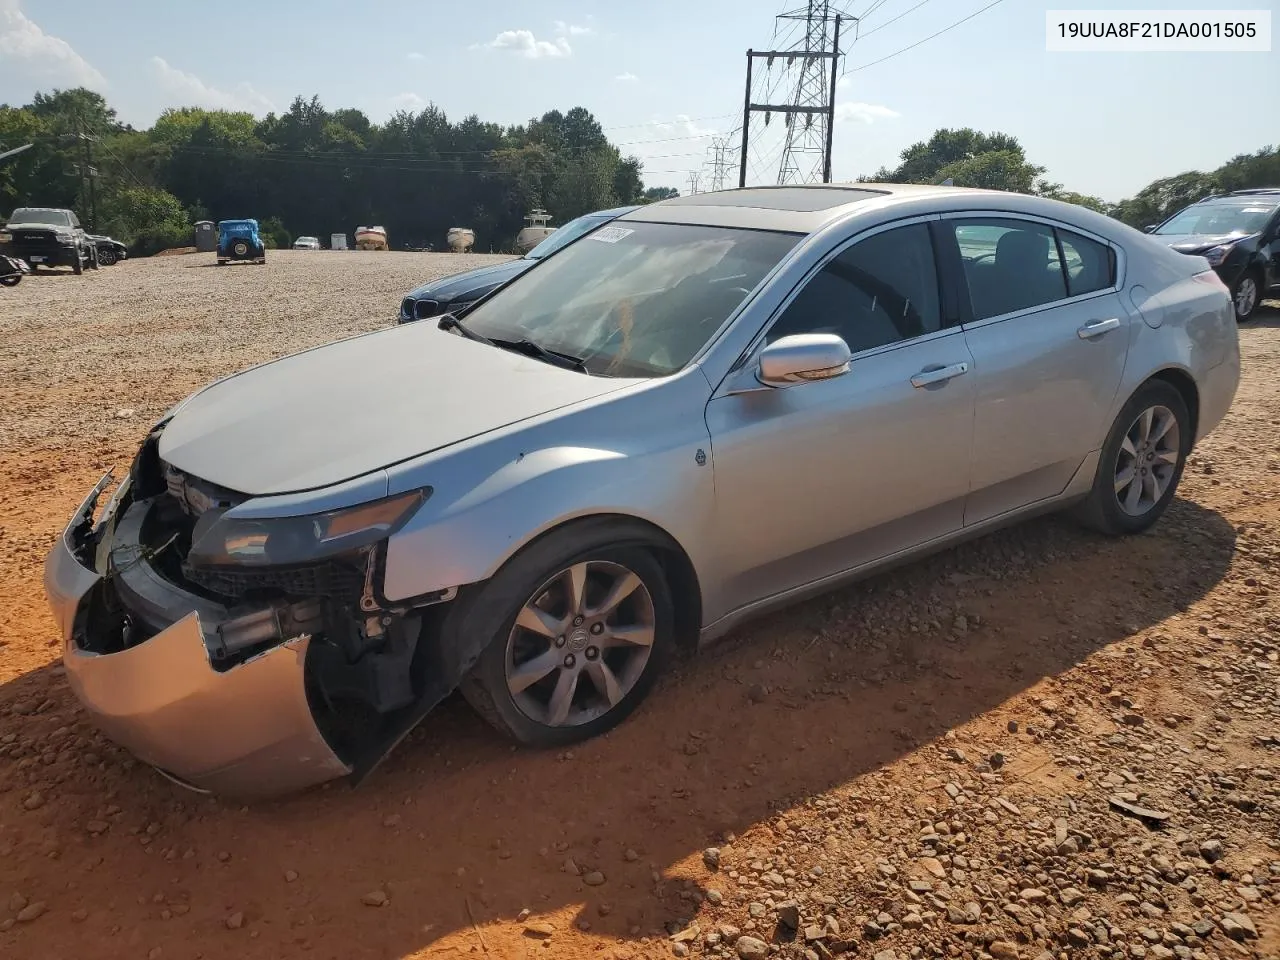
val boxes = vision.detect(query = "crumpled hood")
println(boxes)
[406,258,532,303]
[1158,232,1256,255]
[158,323,631,496]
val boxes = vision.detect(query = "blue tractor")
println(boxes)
[216,219,266,265]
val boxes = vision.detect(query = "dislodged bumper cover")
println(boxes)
[43,474,351,799]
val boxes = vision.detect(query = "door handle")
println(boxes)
[910,361,970,388]
[1077,317,1121,339]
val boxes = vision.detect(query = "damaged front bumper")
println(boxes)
[43,474,352,798]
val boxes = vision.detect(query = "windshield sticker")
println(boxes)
[587,226,634,244]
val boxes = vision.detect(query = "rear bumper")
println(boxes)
[44,475,350,798]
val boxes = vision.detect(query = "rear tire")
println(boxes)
[453,522,675,748]
[1073,380,1191,536]
[97,247,117,267]
[0,275,20,287]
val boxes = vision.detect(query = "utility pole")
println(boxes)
[73,112,98,229]
[739,4,852,188]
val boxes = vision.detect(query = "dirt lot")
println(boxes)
[0,251,1277,960]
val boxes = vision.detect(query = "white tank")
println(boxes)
[447,227,475,253]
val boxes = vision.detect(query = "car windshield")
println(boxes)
[460,221,801,378]
[1155,200,1277,237]
[526,213,611,260]
[10,209,71,226]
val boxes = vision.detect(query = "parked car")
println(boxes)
[292,236,321,250]
[0,207,98,274]
[45,184,1240,798]
[217,219,266,265]
[400,205,638,323]
[88,234,128,266]
[1147,187,1280,322]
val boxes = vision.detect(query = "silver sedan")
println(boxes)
[44,184,1240,798]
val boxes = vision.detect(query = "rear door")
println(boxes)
[945,215,1131,525]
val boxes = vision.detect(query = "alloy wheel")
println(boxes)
[1235,276,1258,319]
[1114,404,1180,517]
[504,560,655,727]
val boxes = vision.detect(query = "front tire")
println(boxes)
[1232,271,1261,323]
[454,523,675,748]
[72,251,83,275]
[1074,380,1191,536]
[97,247,117,267]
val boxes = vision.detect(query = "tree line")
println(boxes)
[0,88,671,255]
[864,128,1279,228]
[2,88,1276,257]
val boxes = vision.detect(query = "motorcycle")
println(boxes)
[1,254,30,287]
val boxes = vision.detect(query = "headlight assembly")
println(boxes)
[1202,244,1234,267]
[188,489,430,567]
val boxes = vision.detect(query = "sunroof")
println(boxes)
[662,186,888,212]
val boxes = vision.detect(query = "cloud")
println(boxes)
[406,51,425,62]
[480,29,571,59]
[614,72,639,82]
[834,101,900,123]
[390,92,426,111]
[651,114,718,139]
[149,56,275,114]
[554,20,593,36]
[0,0,105,89]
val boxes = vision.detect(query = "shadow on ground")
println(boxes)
[0,496,1237,959]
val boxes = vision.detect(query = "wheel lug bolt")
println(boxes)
[563,654,576,668]
[590,622,603,635]
[555,636,566,648]
[573,616,584,626]
[586,647,598,660]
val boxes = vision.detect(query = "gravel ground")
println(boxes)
[0,252,1277,960]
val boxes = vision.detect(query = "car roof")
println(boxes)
[1194,192,1280,205]
[587,205,641,219]
[617,183,1016,233]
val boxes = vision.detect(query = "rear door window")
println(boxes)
[1057,228,1115,297]
[951,219,1068,320]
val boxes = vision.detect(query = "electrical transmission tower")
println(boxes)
[739,2,851,188]
[707,137,735,192]
[686,170,703,195]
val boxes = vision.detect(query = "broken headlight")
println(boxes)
[188,489,429,567]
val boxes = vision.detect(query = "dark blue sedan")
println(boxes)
[398,205,638,323]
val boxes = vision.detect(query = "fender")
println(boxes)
[380,370,719,607]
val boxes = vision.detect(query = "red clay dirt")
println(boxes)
[0,253,1277,960]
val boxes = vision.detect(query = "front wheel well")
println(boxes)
[1145,368,1200,444]
[505,514,703,652]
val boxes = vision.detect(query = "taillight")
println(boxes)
[1192,269,1229,293]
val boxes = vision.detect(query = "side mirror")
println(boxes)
[1143,224,1157,233]
[757,333,851,387]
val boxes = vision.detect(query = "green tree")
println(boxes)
[1111,171,1220,229]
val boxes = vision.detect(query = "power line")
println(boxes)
[849,0,1004,71]
[856,0,936,38]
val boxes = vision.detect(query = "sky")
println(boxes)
[1,0,1277,202]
